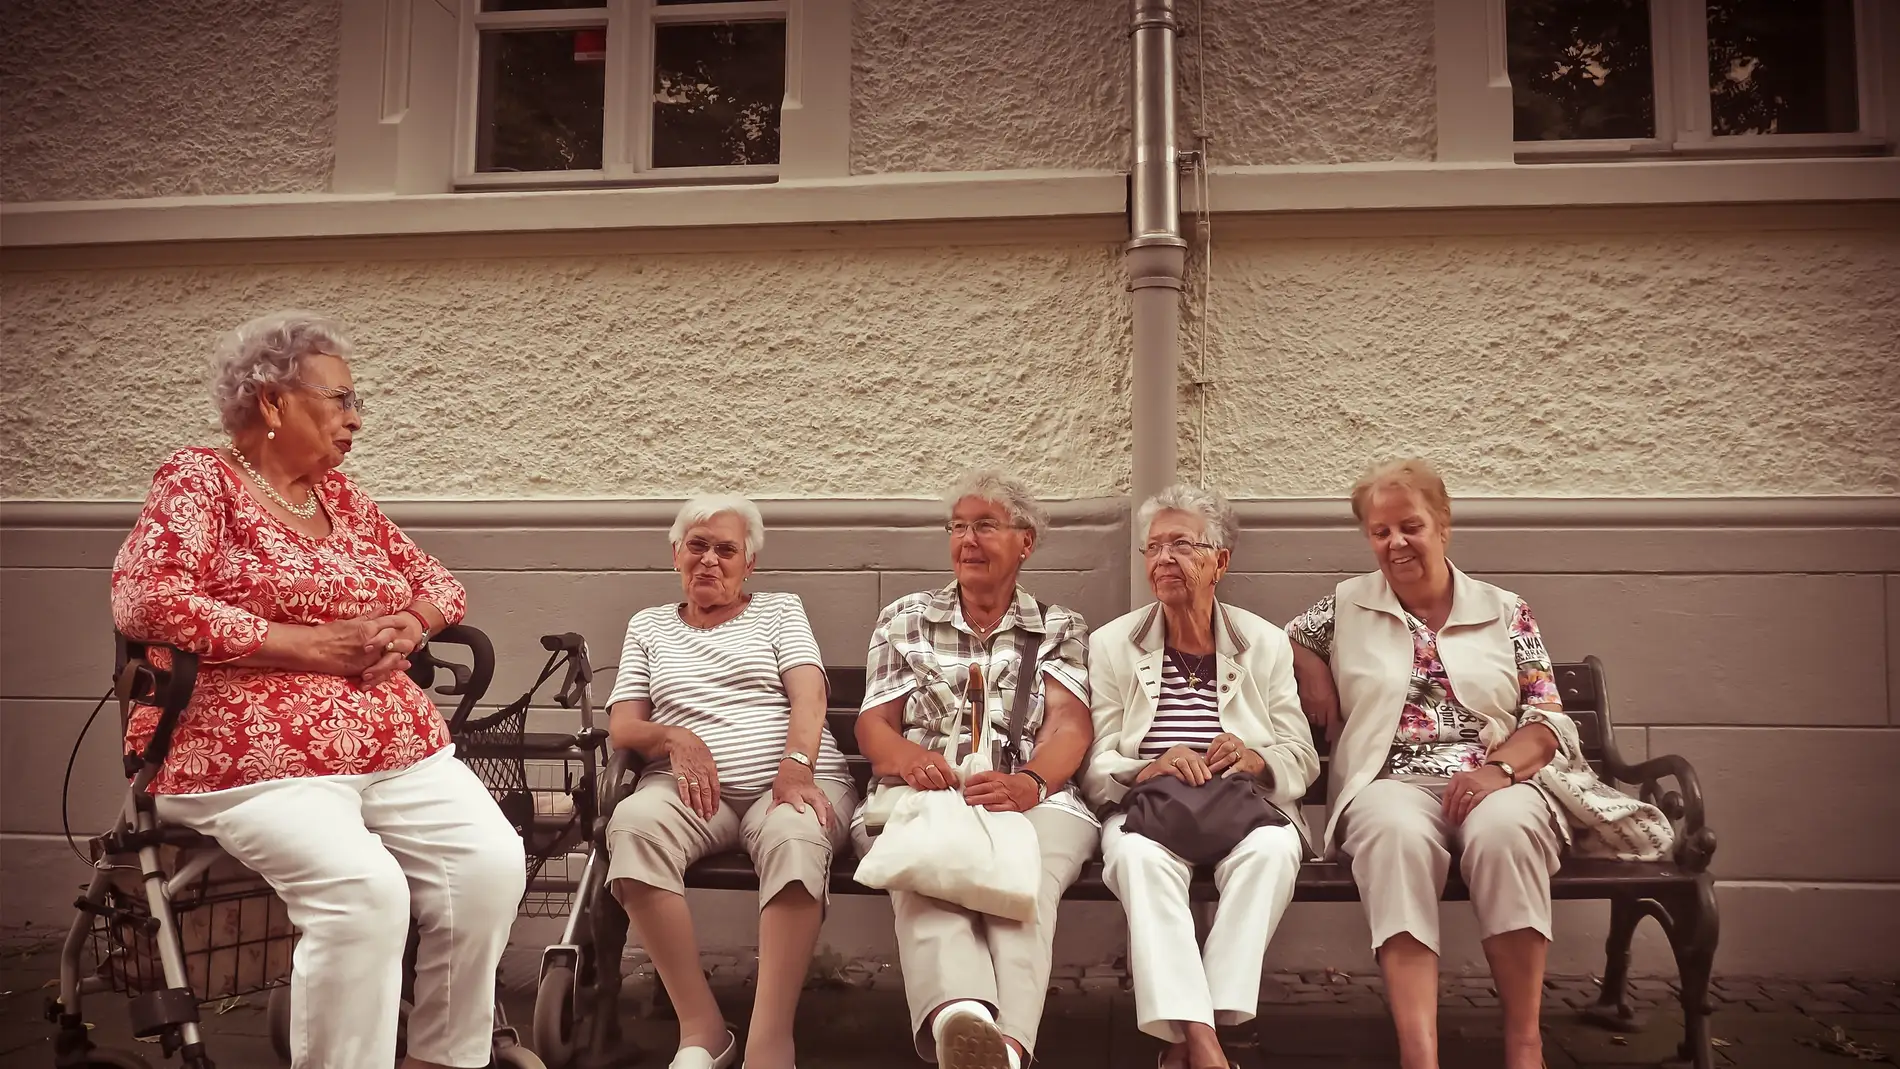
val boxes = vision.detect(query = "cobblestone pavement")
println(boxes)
[4,935,1895,1068]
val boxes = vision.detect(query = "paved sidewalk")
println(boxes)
[3,934,1894,1067]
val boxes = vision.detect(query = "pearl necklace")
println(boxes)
[229,446,319,519]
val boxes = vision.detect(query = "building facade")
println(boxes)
[3,0,1898,975]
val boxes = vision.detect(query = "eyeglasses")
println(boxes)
[296,380,368,415]
[1141,539,1215,558]
[683,538,743,560]
[944,520,1026,539]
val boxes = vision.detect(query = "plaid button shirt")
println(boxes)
[858,581,1096,824]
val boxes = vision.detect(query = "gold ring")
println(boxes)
[385,642,396,653]
[1464,789,1476,797]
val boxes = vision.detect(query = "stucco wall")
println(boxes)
[0,243,1133,500]
[1188,226,1900,496]
[1178,0,1436,165]
[850,0,1128,174]
[0,0,339,203]
[849,0,1434,174]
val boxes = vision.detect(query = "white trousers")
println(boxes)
[155,746,526,1069]
[1337,778,1562,956]
[1100,812,1304,1043]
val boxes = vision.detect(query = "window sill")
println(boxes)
[0,169,1128,251]
[3,157,1895,262]
[1193,155,1900,215]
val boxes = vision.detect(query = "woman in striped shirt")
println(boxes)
[1083,485,1319,1069]
[603,495,856,1069]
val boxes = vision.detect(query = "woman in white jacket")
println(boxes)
[1287,458,1621,1069]
[1083,485,1318,1069]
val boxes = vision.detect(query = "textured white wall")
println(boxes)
[1186,227,1900,496]
[850,0,1435,174]
[850,0,1128,173]
[0,244,1133,500]
[1178,0,1436,165]
[0,0,339,202]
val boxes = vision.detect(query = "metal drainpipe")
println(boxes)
[1126,0,1188,607]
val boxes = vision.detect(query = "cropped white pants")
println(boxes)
[156,746,525,1068]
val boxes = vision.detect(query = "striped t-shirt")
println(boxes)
[607,592,851,796]
[1137,650,1224,759]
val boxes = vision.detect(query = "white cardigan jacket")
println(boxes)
[1082,600,1320,854]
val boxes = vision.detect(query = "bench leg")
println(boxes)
[1582,895,1647,1031]
[1668,875,1720,1069]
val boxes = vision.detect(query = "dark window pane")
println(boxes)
[1507,0,1655,140]
[1708,0,1859,135]
[652,20,786,168]
[475,29,606,173]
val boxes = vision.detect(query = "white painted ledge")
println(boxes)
[0,170,1127,249]
[1195,156,1900,214]
[3,157,1896,254]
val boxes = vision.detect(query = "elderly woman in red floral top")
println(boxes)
[111,311,525,1069]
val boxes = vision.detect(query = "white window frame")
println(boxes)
[1513,0,1892,161]
[453,0,793,188]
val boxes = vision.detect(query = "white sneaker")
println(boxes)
[934,1002,1011,1069]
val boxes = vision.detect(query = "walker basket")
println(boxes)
[454,677,592,917]
[86,837,297,1001]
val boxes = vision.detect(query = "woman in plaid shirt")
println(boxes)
[852,471,1099,1069]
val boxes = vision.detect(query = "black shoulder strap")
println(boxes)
[1005,599,1048,764]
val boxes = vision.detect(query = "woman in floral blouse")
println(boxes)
[1286,458,1666,1069]
[111,311,524,1069]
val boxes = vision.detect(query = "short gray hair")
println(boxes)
[210,310,354,434]
[1136,484,1239,551]
[944,470,1048,541]
[670,494,766,560]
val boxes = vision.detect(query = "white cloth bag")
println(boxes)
[853,690,1043,921]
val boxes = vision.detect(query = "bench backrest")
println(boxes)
[820,660,1614,802]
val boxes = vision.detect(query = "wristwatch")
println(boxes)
[1484,759,1517,784]
[1019,768,1049,803]
[781,751,813,770]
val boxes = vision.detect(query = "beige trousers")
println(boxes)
[607,773,857,908]
[1337,778,1562,955]
[853,805,1099,1062]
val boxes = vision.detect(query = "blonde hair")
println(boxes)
[1349,458,1452,528]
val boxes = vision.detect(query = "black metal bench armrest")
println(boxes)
[1610,751,1717,874]
[592,748,644,844]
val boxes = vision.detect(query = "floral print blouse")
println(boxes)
[111,448,467,795]
[1286,594,1561,778]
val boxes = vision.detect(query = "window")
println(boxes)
[456,0,789,187]
[1506,0,1889,158]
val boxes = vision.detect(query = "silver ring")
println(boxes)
[1464,789,1476,797]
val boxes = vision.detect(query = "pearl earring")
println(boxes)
[266,430,276,440]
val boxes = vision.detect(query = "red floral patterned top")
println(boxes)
[111,447,467,795]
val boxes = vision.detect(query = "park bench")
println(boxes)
[614,657,1720,1069]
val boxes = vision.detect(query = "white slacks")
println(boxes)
[1100,812,1303,1043]
[1337,777,1562,956]
[155,746,526,1069]
[853,805,1099,1061]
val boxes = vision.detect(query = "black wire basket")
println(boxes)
[86,838,296,1001]
[451,649,594,918]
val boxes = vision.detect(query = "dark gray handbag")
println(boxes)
[1120,771,1287,864]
